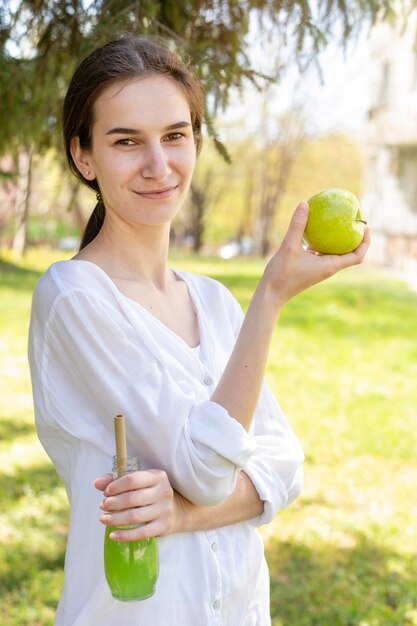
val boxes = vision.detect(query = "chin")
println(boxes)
[136,210,180,227]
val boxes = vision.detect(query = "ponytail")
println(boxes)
[79,198,105,250]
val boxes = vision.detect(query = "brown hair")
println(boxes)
[62,34,204,249]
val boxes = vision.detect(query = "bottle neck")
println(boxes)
[112,454,140,479]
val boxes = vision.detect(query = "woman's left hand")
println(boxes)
[94,469,176,542]
[260,202,371,310]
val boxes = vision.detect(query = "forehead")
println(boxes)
[93,76,192,128]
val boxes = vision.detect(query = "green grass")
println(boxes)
[1,248,417,625]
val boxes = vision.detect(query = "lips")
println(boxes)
[134,185,178,200]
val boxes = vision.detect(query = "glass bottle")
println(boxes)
[104,454,159,601]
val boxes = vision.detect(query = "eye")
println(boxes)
[115,138,136,146]
[164,132,185,142]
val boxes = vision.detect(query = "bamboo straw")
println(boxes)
[114,414,127,476]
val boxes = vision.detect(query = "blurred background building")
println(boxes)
[363,10,417,282]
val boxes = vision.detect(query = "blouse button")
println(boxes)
[204,376,213,386]
[211,542,218,552]
[213,600,221,609]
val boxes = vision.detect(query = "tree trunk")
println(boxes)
[253,97,306,257]
[189,182,206,253]
[66,180,86,236]
[12,149,33,256]
[253,147,277,257]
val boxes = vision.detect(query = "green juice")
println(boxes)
[104,526,158,601]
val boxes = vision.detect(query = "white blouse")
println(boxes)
[28,260,304,626]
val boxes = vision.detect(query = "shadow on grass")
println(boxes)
[0,259,42,292]
[0,540,66,595]
[267,532,417,625]
[0,460,63,503]
[0,417,35,443]
[0,462,67,595]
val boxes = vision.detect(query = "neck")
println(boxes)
[81,216,172,288]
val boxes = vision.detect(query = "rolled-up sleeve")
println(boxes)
[244,381,304,527]
[35,287,255,507]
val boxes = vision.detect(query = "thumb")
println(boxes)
[282,202,309,247]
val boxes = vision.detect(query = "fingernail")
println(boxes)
[109,532,119,540]
[298,202,309,214]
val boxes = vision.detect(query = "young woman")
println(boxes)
[28,34,370,626]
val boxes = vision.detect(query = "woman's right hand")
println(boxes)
[260,201,371,310]
[94,469,180,541]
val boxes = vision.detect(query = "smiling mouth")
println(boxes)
[134,186,178,199]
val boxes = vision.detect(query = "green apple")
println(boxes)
[304,188,367,254]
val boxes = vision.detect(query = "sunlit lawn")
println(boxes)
[1,247,417,625]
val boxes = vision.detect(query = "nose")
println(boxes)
[141,142,172,181]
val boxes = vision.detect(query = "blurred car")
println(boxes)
[218,237,254,259]
[57,236,80,251]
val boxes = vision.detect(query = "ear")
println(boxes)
[70,137,96,181]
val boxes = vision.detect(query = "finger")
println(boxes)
[93,473,113,492]
[101,484,164,512]
[100,502,164,528]
[324,225,371,272]
[340,225,371,266]
[281,202,309,248]
[101,475,173,511]
[108,520,162,542]
[104,469,164,497]
[356,225,371,253]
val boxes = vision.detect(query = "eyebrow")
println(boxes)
[105,121,191,135]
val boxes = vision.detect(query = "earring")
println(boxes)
[86,170,90,177]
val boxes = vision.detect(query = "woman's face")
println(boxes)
[72,76,197,228]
